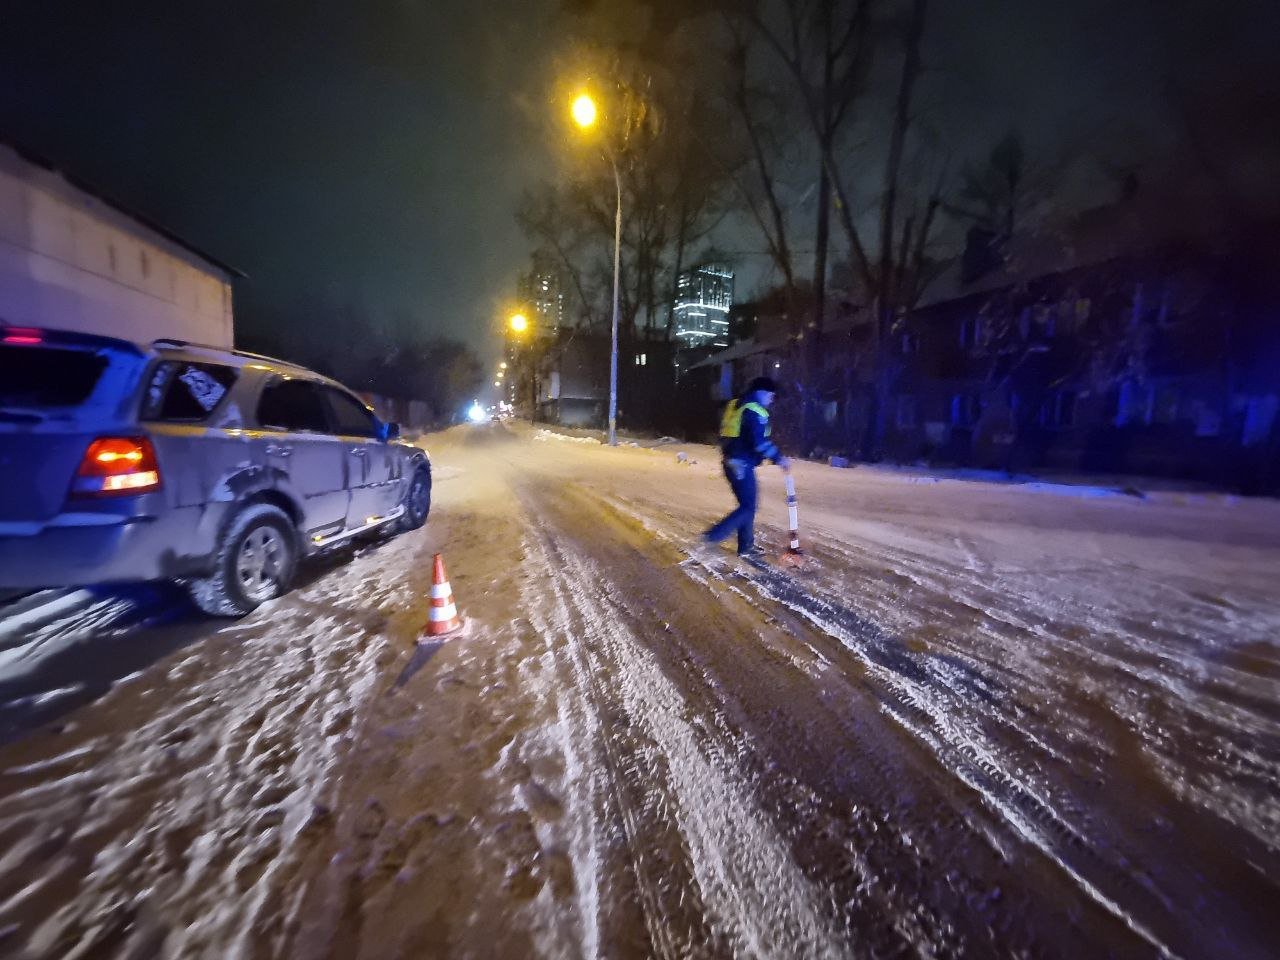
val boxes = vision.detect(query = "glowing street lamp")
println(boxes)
[499,361,508,370]
[571,93,598,129]
[509,312,529,335]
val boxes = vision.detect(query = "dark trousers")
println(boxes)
[705,460,758,553]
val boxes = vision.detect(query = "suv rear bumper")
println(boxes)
[0,504,225,589]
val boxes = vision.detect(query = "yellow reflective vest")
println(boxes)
[720,399,771,440]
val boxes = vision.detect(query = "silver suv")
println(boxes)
[0,326,432,615]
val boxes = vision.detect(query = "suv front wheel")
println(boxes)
[187,504,299,616]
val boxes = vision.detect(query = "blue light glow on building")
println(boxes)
[674,264,734,349]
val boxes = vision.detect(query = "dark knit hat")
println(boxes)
[746,376,779,395]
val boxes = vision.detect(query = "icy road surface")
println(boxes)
[0,422,1277,959]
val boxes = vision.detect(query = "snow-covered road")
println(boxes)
[0,422,1277,958]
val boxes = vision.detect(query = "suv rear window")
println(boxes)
[142,361,238,422]
[0,345,108,408]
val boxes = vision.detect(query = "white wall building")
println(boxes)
[0,141,238,348]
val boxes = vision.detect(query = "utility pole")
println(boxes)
[607,154,622,446]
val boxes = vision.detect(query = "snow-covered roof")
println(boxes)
[917,186,1240,310]
[687,336,788,370]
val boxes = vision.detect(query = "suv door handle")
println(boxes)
[350,447,368,456]
[266,444,293,457]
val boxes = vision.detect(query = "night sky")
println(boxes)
[0,0,558,358]
[2,0,1276,359]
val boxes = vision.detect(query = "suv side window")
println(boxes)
[142,361,238,422]
[323,387,379,438]
[257,379,330,433]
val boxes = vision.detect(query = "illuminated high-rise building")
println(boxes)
[674,264,733,348]
[517,253,565,337]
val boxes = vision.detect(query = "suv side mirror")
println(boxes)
[378,420,402,442]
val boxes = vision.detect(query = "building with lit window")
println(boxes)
[674,264,733,349]
[517,253,565,338]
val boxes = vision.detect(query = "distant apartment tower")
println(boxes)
[518,253,565,337]
[674,264,733,348]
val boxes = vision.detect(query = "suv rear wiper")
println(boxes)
[0,407,48,424]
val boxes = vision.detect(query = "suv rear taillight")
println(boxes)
[2,327,44,345]
[71,437,162,496]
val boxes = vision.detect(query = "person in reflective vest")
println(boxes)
[703,376,790,557]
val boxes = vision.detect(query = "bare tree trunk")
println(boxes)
[828,157,874,289]
[751,0,874,294]
[726,29,799,302]
[865,0,929,461]
[667,193,690,341]
[908,190,942,305]
[806,154,831,455]
[893,212,915,315]
[879,0,928,318]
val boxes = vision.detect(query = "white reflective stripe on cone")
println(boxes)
[430,603,459,622]
[431,583,453,600]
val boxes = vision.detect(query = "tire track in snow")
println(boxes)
[602,492,1136,956]
[815,531,1280,863]
[518,440,1278,956]
[718,557,1186,960]
[519,507,846,959]
[0,588,167,681]
[0,534,424,958]
[546,483,1032,956]
[606,492,1200,957]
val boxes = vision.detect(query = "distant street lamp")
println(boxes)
[571,90,622,447]
[507,311,536,424]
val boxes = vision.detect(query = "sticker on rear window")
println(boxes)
[143,361,239,422]
[179,367,227,411]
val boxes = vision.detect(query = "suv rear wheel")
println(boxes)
[187,504,299,616]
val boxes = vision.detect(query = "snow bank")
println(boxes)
[534,429,601,445]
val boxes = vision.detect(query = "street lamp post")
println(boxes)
[572,92,621,447]
[606,157,621,447]
[508,312,537,425]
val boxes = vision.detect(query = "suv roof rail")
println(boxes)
[232,347,302,367]
[150,338,306,372]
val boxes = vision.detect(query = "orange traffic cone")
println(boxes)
[424,553,464,637]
